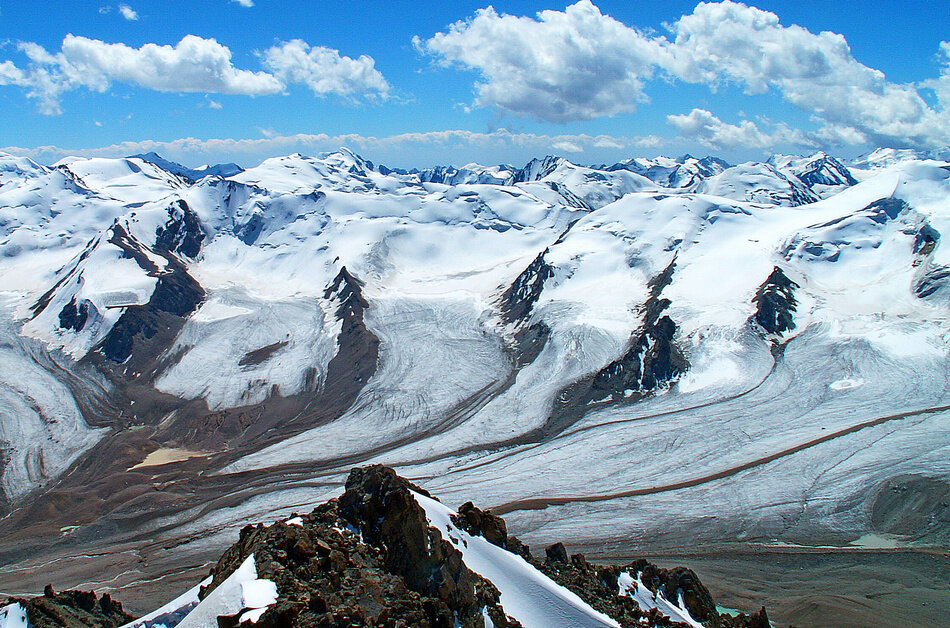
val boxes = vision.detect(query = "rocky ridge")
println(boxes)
[1,466,773,628]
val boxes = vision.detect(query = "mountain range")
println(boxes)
[0,144,948,625]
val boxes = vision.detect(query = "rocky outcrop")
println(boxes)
[202,464,516,628]
[559,260,687,411]
[154,200,205,259]
[2,585,133,628]
[451,501,509,549]
[751,267,798,339]
[532,551,770,628]
[499,250,553,325]
[3,466,771,628]
[321,266,379,395]
[91,220,205,371]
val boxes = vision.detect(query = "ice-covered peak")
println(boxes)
[231,148,399,195]
[770,151,858,197]
[53,156,191,204]
[415,162,518,186]
[319,146,373,172]
[696,161,818,206]
[132,152,243,180]
[0,153,49,180]
[852,147,950,170]
[607,154,729,188]
[514,155,574,183]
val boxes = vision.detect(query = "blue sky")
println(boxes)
[1,0,948,168]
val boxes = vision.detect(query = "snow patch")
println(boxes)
[0,603,27,628]
[618,572,703,628]
[414,491,619,628]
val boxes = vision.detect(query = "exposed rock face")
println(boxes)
[452,501,508,549]
[793,154,857,188]
[532,552,770,628]
[201,464,515,627]
[2,585,134,628]
[590,260,686,401]
[57,297,89,332]
[154,200,205,259]
[92,220,205,371]
[3,466,771,628]
[564,260,687,409]
[751,267,799,338]
[321,266,380,396]
[499,249,553,325]
[513,156,565,183]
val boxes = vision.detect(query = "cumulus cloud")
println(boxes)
[552,140,583,153]
[922,41,950,112]
[0,35,389,113]
[418,1,950,148]
[667,108,815,149]
[414,0,666,122]
[263,40,389,100]
[118,4,138,20]
[664,2,949,148]
[232,0,254,6]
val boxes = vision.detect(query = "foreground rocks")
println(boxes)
[206,465,516,627]
[1,586,134,628]
[3,465,773,627]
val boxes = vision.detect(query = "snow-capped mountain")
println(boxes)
[769,151,858,197]
[0,146,949,615]
[604,154,729,188]
[132,152,244,181]
[851,146,950,171]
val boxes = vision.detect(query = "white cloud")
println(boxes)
[668,109,768,148]
[98,6,112,14]
[118,4,138,20]
[0,128,663,166]
[59,35,280,94]
[231,0,254,6]
[664,1,949,148]
[593,136,624,149]
[0,61,26,85]
[552,140,583,153]
[208,99,223,109]
[922,41,950,112]
[263,40,390,100]
[419,1,950,148]
[667,108,816,149]
[0,35,390,113]
[812,123,868,147]
[414,0,666,122]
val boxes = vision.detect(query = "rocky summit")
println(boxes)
[1,466,772,628]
